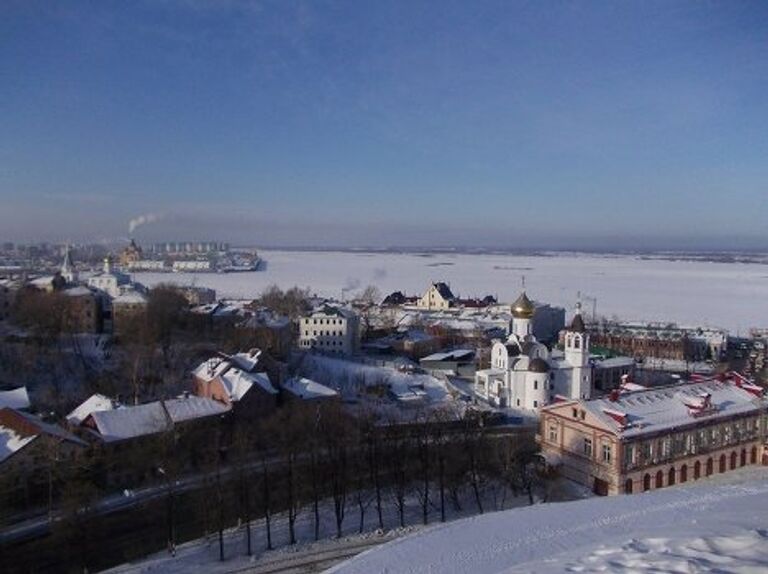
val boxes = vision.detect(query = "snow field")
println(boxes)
[330,466,768,574]
[135,250,768,333]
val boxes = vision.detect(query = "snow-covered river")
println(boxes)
[135,250,768,333]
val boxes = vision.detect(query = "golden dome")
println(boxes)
[511,291,535,319]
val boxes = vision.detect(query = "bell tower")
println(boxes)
[565,301,591,399]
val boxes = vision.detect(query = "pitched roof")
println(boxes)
[164,395,229,423]
[192,350,276,400]
[432,282,455,300]
[87,402,169,442]
[220,368,277,398]
[85,396,230,442]
[575,376,765,438]
[192,356,231,382]
[66,394,115,426]
[0,425,36,463]
[282,377,338,400]
[0,408,86,462]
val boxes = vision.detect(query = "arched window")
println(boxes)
[740,449,746,467]
[730,451,737,470]
[625,479,633,494]
[655,470,663,489]
[668,467,676,486]
[751,446,758,464]
[574,335,581,349]
[719,454,726,473]
[706,457,713,476]
[694,460,701,480]
[643,473,651,491]
[680,464,688,483]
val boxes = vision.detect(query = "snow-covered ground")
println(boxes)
[134,250,768,333]
[298,354,462,418]
[106,476,585,574]
[331,466,768,574]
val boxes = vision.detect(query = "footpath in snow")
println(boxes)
[330,467,768,574]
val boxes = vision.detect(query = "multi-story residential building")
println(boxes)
[299,305,360,356]
[538,373,767,496]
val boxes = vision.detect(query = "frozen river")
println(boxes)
[135,250,768,333]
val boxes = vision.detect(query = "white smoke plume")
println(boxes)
[128,213,162,234]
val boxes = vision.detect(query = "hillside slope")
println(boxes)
[330,467,768,574]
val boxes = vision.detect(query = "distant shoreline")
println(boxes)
[231,246,768,266]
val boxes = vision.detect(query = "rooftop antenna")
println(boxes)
[521,275,526,290]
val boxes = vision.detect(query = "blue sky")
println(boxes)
[1,1,767,249]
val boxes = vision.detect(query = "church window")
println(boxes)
[516,399,520,406]
[533,381,538,390]
[533,400,538,408]
[574,336,580,349]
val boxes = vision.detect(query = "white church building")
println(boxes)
[474,291,592,411]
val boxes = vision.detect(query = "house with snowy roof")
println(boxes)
[416,282,456,311]
[538,372,768,496]
[191,349,278,419]
[0,408,87,505]
[77,395,229,444]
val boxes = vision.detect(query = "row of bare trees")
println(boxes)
[217,402,548,560]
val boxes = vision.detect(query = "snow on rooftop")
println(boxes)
[66,393,115,426]
[220,367,277,398]
[0,425,36,463]
[164,395,229,423]
[0,387,31,410]
[585,377,765,438]
[191,356,231,382]
[229,349,261,372]
[88,402,169,442]
[420,349,474,362]
[63,286,93,297]
[112,290,147,305]
[283,377,338,400]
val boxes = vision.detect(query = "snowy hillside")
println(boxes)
[330,467,768,574]
[134,250,768,333]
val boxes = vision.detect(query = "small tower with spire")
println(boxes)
[565,300,591,399]
[61,244,77,284]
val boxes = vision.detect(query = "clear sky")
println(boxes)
[2,1,767,249]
